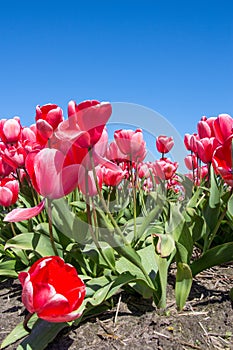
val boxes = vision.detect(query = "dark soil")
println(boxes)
[1,265,233,350]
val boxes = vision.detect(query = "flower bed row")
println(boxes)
[0,100,232,349]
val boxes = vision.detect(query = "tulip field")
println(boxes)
[0,100,233,349]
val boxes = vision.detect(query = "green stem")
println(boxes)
[89,149,128,245]
[47,199,59,256]
[131,160,137,242]
[204,206,227,252]
[85,170,116,272]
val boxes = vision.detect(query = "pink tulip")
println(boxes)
[35,104,63,146]
[197,119,212,139]
[196,137,219,164]
[184,133,199,153]
[106,141,129,163]
[18,256,86,322]
[0,178,19,207]
[77,165,103,196]
[0,117,21,143]
[156,135,174,155]
[213,114,233,144]
[55,100,112,148]
[212,136,233,187]
[25,148,80,199]
[4,199,45,222]
[114,129,147,162]
[36,104,63,130]
[154,158,178,181]
[184,154,198,170]
[102,163,126,187]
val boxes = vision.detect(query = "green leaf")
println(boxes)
[135,204,162,241]
[87,272,137,306]
[191,242,233,276]
[116,244,158,298]
[18,319,67,350]
[0,260,18,278]
[82,242,115,269]
[227,193,233,217]
[0,314,38,349]
[175,262,192,310]
[51,198,89,244]
[5,233,61,257]
[209,166,220,208]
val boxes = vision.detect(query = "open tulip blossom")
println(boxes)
[18,256,86,323]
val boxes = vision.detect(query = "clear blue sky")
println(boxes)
[0,0,232,138]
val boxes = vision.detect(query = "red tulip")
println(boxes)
[18,256,86,322]
[25,148,80,199]
[156,135,174,154]
[55,100,112,148]
[213,114,233,144]
[0,178,19,206]
[212,136,233,187]
[114,129,146,162]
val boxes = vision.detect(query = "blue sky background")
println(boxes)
[0,0,232,139]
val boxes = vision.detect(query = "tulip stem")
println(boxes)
[130,160,137,243]
[23,311,34,333]
[47,199,59,256]
[89,149,128,245]
[85,171,116,272]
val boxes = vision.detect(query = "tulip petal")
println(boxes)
[38,308,83,323]
[33,283,57,311]
[3,199,45,222]
[37,293,70,319]
[21,278,35,313]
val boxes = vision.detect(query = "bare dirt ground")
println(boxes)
[0,264,233,350]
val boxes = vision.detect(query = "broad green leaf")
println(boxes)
[175,241,189,264]
[153,240,176,308]
[5,233,61,257]
[82,242,115,269]
[191,242,233,276]
[0,313,38,349]
[85,275,112,297]
[52,198,89,244]
[115,245,158,297]
[18,319,67,350]
[135,204,162,241]
[83,273,136,308]
[175,262,192,310]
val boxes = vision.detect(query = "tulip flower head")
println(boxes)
[18,256,86,322]
[0,178,19,206]
[156,135,174,156]
[114,128,146,162]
